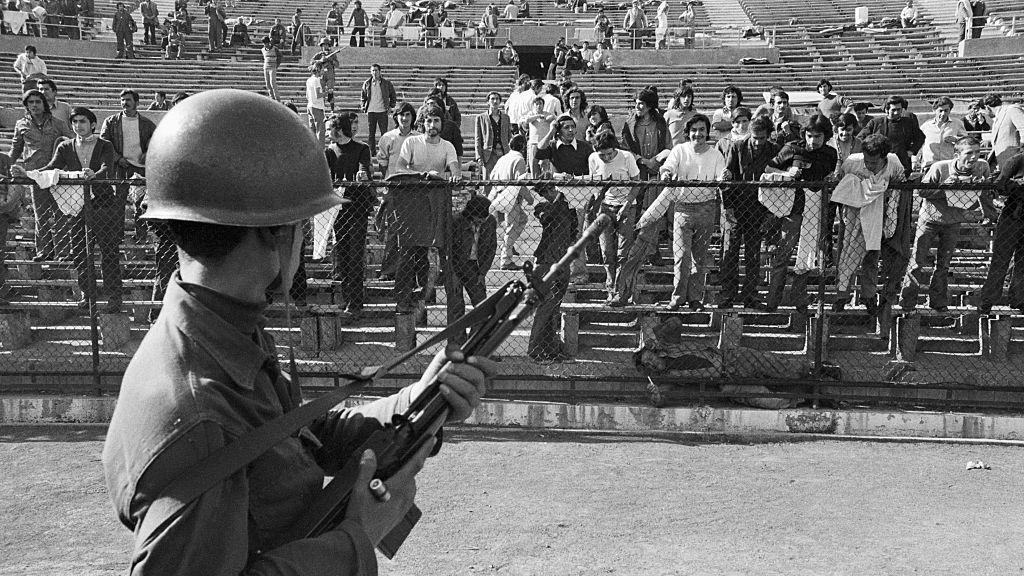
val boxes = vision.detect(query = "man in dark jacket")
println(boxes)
[15,106,121,312]
[720,115,780,309]
[445,195,497,343]
[112,2,137,58]
[976,151,1024,313]
[528,182,577,363]
[857,95,925,176]
[100,88,157,244]
[360,63,397,156]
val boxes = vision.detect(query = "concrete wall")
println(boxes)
[959,35,1024,58]
[0,35,115,59]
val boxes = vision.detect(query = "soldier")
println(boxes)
[101,90,496,574]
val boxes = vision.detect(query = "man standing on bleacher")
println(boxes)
[9,89,74,262]
[100,89,157,244]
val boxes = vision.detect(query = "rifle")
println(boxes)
[280,212,612,558]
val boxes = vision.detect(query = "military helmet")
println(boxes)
[144,89,339,227]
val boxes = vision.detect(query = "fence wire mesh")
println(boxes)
[0,170,1022,410]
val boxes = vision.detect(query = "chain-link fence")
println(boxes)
[1,174,1022,410]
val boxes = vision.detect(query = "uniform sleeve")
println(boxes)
[128,421,378,576]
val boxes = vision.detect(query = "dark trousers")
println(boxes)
[150,220,178,306]
[821,201,839,266]
[143,21,157,43]
[74,195,124,303]
[445,262,487,343]
[380,223,399,277]
[366,111,389,156]
[861,234,911,305]
[719,207,765,303]
[349,26,365,46]
[899,220,959,309]
[332,210,368,310]
[290,26,305,53]
[766,214,809,310]
[290,224,309,303]
[979,207,1024,308]
[63,15,81,39]
[0,214,11,297]
[115,31,134,57]
[114,164,147,242]
[528,263,568,358]
[31,185,60,257]
[395,245,430,308]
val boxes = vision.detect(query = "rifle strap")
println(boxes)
[138,294,505,546]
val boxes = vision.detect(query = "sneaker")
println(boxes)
[688,300,705,312]
[820,363,843,380]
[743,298,768,311]
[607,299,628,308]
[663,301,681,311]
[717,299,734,310]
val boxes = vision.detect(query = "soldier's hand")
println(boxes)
[345,440,434,546]
[417,349,499,422]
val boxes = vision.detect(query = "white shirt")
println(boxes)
[919,117,967,167]
[13,53,47,79]
[121,115,144,167]
[505,88,535,125]
[588,149,640,205]
[306,75,325,110]
[541,93,563,116]
[367,79,386,113]
[656,142,726,205]
[399,134,459,174]
[377,128,419,177]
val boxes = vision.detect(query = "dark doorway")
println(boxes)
[515,45,553,79]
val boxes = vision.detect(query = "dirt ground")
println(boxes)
[2,425,1023,576]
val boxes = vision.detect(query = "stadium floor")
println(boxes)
[2,425,1021,575]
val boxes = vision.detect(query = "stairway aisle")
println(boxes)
[701,0,754,31]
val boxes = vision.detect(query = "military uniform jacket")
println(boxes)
[102,275,423,575]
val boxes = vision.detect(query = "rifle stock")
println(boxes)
[283,214,612,557]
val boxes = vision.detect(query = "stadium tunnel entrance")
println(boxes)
[515,45,555,79]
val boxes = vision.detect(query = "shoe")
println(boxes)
[717,300,734,310]
[32,252,54,262]
[929,304,948,313]
[607,299,628,308]
[646,253,665,266]
[743,299,768,311]
[377,272,394,281]
[864,298,879,318]
[103,301,122,314]
[663,302,680,311]
[688,300,705,312]
[820,363,843,381]
[500,263,522,270]
[764,304,779,313]
[345,307,363,320]
[976,304,992,315]
[831,299,847,313]
[76,298,89,310]
[511,247,520,256]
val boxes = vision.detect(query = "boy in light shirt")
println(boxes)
[521,96,556,177]
[586,132,640,304]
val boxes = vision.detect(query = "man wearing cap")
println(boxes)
[311,37,339,95]
[102,90,497,574]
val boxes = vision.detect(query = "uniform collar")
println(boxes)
[161,274,271,390]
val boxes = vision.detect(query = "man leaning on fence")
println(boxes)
[900,137,991,312]
[445,195,497,344]
[14,107,122,312]
[529,181,576,363]
[394,103,461,314]
[101,89,497,575]
[975,151,1024,314]
[719,115,779,310]
[9,88,74,262]
[100,89,157,244]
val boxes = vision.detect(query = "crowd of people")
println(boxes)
[4,43,1024,363]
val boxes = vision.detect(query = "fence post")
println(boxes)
[84,191,102,392]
